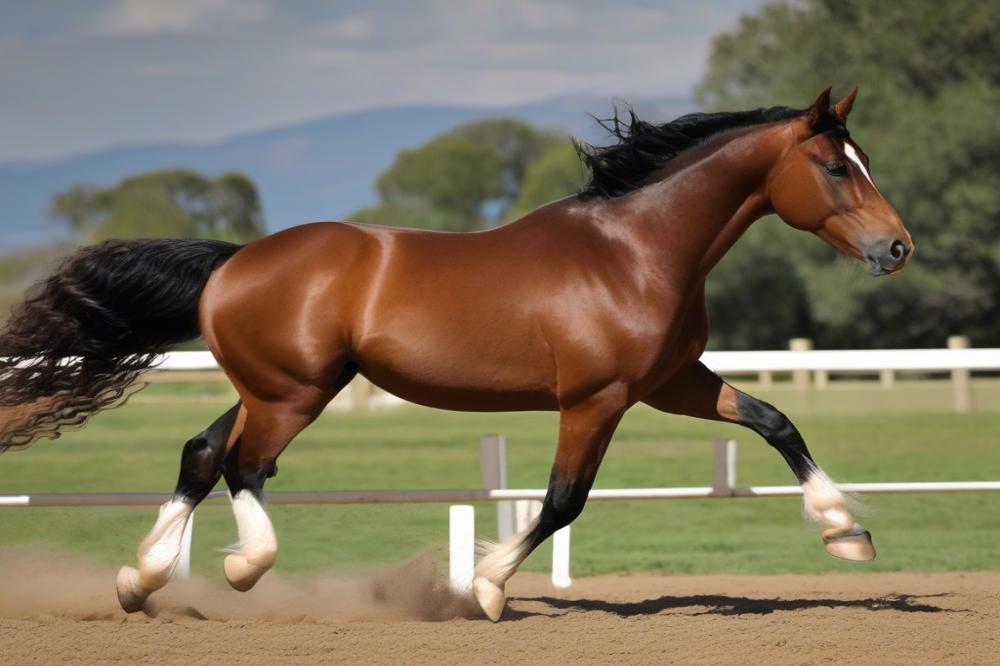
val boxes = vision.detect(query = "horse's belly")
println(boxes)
[360,367,559,412]
[353,295,559,411]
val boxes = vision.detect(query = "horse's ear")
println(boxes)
[806,87,832,127]
[834,87,858,120]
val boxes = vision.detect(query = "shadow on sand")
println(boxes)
[506,592,962,619]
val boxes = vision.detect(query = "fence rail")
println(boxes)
[12,345,995,411]
[4,437,999,590]
[153,345,1000,413]
[6,481,1000,509]
[702,348,1000,372]
[155,348,1000,372]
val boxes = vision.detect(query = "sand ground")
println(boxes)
[2,551,998,665]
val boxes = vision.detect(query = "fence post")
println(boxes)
[350,377,373,411]
[948,335,972,413]
[514,499,542,533]
[712,438,737,496]
[480,435,515,542]
[759,370,773,388]
[880,369,895,389]
[789,338,813,389]
[814,369,829,390]
[449,505,475,592]
[551,526,572,588]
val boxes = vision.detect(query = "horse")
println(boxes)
[0,87,912,621]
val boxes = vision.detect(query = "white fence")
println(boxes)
[155,347,1000,373]
[4,436,1000,591]
[156,344,1000,413]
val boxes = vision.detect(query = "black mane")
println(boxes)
[577,104,806,198]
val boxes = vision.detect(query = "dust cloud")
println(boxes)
[0,546,478,623]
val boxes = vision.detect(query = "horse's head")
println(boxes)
[768,87,913,275]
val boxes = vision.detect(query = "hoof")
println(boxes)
[223,553,270,592]
[116,566,148,613]
[823,525,876,561]
[473,576,506,622]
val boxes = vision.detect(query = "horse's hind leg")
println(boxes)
[116,402,244,612]
[217,392,332,592]
[474,386,627,621]
[643,362,875,561]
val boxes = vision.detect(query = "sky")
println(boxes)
[0,0,768,163]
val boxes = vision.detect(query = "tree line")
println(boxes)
[351,0,999,349]
[43,0,997,349]
[696,0,1000,349]
[48,170,266,244]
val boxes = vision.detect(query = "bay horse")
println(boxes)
[0,88,912,621]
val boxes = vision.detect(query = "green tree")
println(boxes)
[47,185,104,232]
[706,223,813,350]
[376,136,504,231]
[204,173,266,241]
[359,119,573,231]
[452,119,565,213]
[505,144,587,221]
[48,169,267,243]
[698,0,1000,347]
[92,184,195,241]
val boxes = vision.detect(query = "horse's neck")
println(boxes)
[609,125,783,285]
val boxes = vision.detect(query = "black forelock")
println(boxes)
[576,104,819,198]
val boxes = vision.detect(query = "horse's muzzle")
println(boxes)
[866,238,912,276]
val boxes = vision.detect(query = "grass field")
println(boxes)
[1,377,998,579]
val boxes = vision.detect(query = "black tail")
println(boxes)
[0,238,241,451]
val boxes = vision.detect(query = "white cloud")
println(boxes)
[1,0,768,161]
[91,0,271,36]
[292,2,713,107]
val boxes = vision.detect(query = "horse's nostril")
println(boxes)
[889,240,907,261]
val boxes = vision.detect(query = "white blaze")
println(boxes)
[843,142,876,187]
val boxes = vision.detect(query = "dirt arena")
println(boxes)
[2,549,998,665]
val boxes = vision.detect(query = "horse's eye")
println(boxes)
[824,161,848,177]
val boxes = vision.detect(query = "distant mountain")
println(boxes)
[0,94,694,250]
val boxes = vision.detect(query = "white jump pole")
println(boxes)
[514,499,542,532]
[449,505,475,592]
[551,525,571,588]
[713,438,737,496]
[172,513,193,580]
[480,435,515,542]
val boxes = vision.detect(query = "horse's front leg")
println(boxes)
[643,362,875,561]
[473,384,628,621]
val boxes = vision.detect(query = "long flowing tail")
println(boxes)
[0,238,241,451]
